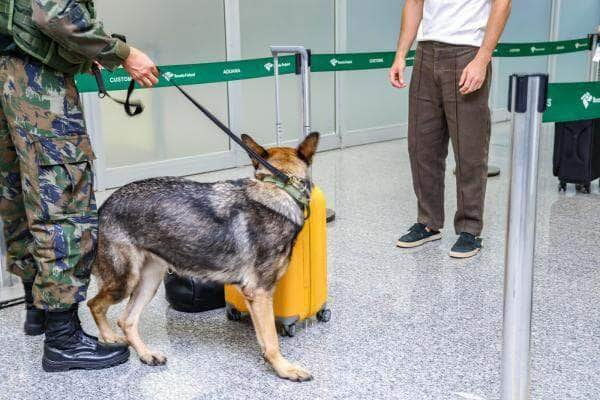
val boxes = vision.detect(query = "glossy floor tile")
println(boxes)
[1,122,599,400]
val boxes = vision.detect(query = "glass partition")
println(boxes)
[83,0,591,188]
[494,0,552,110]
[342,0,405,135]
[239,0,335,147]
[93,0,230,170]
[553,0,600,83]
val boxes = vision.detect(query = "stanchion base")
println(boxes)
[326,208,336,223]
[488,165,501,177]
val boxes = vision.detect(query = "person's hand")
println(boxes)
[122,47,159,88]
[459,55,490,95]
[389,57,407,89]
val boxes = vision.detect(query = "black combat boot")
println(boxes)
[23,281,45,336]
[42,304,130,372]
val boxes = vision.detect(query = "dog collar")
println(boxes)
[261,175,311,218]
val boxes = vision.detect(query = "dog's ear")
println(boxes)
[241,134,268,169]
[297,132,320,165]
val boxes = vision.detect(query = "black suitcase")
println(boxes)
[553,118,600,193]
[164,273,225,313]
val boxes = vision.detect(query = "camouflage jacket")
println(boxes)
[31,0,130,70]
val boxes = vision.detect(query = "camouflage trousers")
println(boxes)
[0,52,97,310]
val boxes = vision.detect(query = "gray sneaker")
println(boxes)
[396,223,442,248]
[449,232,482,258]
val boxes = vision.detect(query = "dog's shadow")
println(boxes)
[163,306,258,358]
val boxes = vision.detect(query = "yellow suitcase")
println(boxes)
[225,186,330,337]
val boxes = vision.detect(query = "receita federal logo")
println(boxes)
[330,58,353,67]
[162,71,196,81]
[581,92,600,109]
[264,61,291,72]
[530,46,545,53]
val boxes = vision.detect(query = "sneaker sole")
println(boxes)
[42,349,130,372]
[396,233,442,248]
[449,248,481,259]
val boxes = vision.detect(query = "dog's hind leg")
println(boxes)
[243,287,313,382]
[117,254,167,366]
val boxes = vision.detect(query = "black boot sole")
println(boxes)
[42,350,130,372]
[24,325,45,336]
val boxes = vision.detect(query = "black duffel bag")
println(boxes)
[164,273,225,313]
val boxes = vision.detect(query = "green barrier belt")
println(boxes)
[494,38,590,57]
[311,50,413,72]
[75,55,298,93]
[544,81,600,123]
[76,37,592,94]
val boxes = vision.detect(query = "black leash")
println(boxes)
[92,64,143,116]
[163,74,292,184]
[0,296,25,310]
[91,33,143,116]
[91,64,311,215]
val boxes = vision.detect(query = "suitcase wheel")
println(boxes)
[226,307,242,322]
[316,308,331,323]
[575,183,591,194]
[280,323,296,338]
[558,181,567,192]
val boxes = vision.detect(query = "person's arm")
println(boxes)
[31,0,158,87]
[459,0,511,95]
[389,0,424,89]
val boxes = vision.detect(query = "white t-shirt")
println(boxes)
[417,0,492,47]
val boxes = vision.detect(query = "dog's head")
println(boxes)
[241,132,320,181]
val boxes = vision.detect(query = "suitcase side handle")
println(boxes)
[564,127,585,164]
[553,124,562,176]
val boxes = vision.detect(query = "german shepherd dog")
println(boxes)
[87,132,319,382]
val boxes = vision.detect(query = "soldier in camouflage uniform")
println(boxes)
[0,0,158,371]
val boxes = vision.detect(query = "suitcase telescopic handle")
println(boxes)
[270,46,312,144]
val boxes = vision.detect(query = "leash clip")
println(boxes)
[287,176,311,220]
[288,176,307,193]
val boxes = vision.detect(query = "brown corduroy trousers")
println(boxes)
[408,41,492,236]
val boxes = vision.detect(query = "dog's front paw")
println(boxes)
[102,334,128,346]
[277,363,313,382]
[139,351,167,366]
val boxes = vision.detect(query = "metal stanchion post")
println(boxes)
[587,27,599,82]
[500,73,548,400]
[273,53,283,146]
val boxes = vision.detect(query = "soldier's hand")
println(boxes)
[123,47,159,88]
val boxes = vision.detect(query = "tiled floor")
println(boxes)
[1,122,599,400]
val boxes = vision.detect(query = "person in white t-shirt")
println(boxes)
[390,0,511,258]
